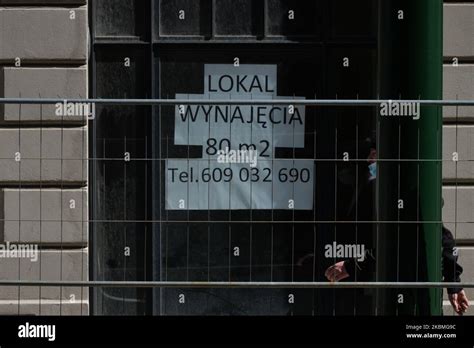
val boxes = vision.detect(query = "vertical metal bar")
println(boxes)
[333,95,338,316]
[165,135,170,288]
[144,135,148,316]
[250,95,254,283]
[375,108,380,316]
[89,0,98,315]
[39,97,43,316]
[290,114,295,316]
[123,136,127,314]
[452,97,460,316]
[17,95,22,315]
[270,95,275,284]
[396,108,401,317]
[415,125,421,315]
[354,96,359,316]
[158,90,163,316]
[81,97,86,316]
[60,93,65,316]
[101,138,106,313]
[227,93,232,288]
[207,94,211,283]
[186,96,190,283]
[312,127,317,316]
[149,0,158,316]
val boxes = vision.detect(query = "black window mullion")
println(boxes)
[211,0,216,39]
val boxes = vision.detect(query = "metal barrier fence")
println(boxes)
[0,97,472,291]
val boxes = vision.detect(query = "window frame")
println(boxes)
[90,0,379,316]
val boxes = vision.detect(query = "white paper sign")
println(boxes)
[166,64,314,210]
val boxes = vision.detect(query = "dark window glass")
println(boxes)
[157,0,211,37]
[326,48,376,98]
[324,47,377,315]
[95,0,149,40]
[329,0,377,39]
[91,1,380,316]
[214,0,263,37]
[93,46,152,315]
[152,47,377,315]
[95,47,150,99]
[154,47,379,315]
[266,0,320,38]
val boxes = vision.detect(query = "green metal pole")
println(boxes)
[377,0,443,315]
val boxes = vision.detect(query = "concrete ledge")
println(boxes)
[444,223,474,245]
[458,247,474,283]
[0,67,88,125]
[443,65,474,121]
[0,1,86,4]
[1,188,88,245]
[444,3,474,58]
[0,127,88,184]
[443,125,474,182]
[0,248,88,302]
[443,186,474,241]
[0,300,88,316]
[0,7,87,62]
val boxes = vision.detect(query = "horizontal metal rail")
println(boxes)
[0,219,470,223]
[0,98,473,106]
[1,98,470,292]
[0,281,473,289]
